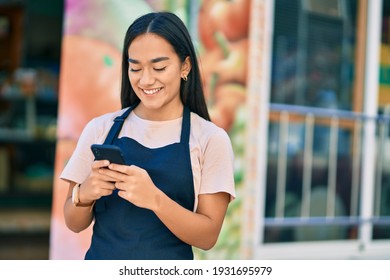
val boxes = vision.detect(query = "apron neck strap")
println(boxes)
[180,106,191,144]
[103,106,134,145]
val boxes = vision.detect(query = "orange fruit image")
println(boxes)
[57,35,121,140]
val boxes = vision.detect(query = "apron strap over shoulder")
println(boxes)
[180,106,191,144]
[103,106,134,145]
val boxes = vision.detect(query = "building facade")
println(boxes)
[241,0,390,259]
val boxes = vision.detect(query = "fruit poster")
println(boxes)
[195,0,251,259]
[50,0,253,259]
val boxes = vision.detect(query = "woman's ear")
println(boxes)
[181,56,192,76]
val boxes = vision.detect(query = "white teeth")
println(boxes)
[143,88,161,95]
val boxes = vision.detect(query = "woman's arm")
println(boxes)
[63,160,117,233]
[154,190,230,250]
[63,181,95,233]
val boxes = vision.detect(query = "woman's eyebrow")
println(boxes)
[128,57,170,64]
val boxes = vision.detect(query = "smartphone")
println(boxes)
[91,144,126,165]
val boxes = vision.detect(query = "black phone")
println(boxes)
[91,144,126,165]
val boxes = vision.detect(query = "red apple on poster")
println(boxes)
[209,0,251,41]
[198,0,251,50]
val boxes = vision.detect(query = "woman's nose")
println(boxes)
[140,69,155,85]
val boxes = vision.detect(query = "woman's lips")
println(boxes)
[142,87,163,95]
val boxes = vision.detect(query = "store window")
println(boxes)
[264,0,359,243]
[271,0,356,110]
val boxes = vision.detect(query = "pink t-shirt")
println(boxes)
[60,108,235,210]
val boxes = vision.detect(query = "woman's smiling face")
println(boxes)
[127,33,191,121]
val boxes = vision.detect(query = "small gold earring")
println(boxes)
[182,74,188,82]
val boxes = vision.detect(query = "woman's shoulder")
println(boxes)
[190,112,231,144]
[82,108,129,137]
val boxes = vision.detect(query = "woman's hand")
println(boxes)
[78,160,118,204]
[100,164,161,210]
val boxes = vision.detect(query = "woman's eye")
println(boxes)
[154,67,166,72]
[130,68,141,72]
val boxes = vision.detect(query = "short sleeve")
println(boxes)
[199,129,235,200]
[60,118,99,184]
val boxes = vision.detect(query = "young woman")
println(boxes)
[61,12,235,260]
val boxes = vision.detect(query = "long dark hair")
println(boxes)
[120,12,210,120]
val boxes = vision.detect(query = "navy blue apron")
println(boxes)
[85,105,195,260]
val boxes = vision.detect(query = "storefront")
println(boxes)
[0,0,63,259]
[243,0,390,259]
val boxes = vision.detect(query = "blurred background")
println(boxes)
[0,0,390,260]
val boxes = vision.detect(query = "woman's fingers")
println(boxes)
[92,160,110,170]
